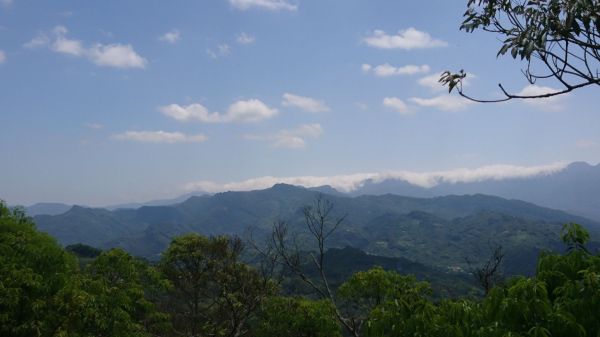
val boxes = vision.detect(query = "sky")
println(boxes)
[1,0,599,206]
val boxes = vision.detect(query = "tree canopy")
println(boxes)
[442,0,600,102]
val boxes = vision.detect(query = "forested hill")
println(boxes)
[34,184,600,276]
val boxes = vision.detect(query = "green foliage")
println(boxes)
[160,233,276,337]
[254,297,342,337]
[0,202,78,337]
[64,249,171,337]
[65,243,102,258]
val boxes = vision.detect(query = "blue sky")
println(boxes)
[1,0,599,206]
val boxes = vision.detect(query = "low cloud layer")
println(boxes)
[24,26,146,69]
[184,162,568,193]
[160,99,278,123]
[363,28,447,50]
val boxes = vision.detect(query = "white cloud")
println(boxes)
[25,26,147,69]
[229,0,297,11]
[363,63,430,77]
[52,36,85,56]
[87,43,147,68]
[282,93,330,113]
[515,85,565,110]
[112,130,207,144]
[161,99,278,123]
[245,123,323,149]
[159,30,181,44]
[226,99,278,122]
[236,32,255,44]
[160,103,222,123]
[363,28,448,50]
[1,0,13,7]
[383,97,411,115]
[409,95,473,111]
[184,162,569,193]
[0,50,5,64]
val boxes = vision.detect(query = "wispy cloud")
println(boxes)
[159,30,181,44]
[24,26,146,69]
[1,0,13,7]
[229,0,297,11]
[245,123,323,149]
[282,93,330,113]
[383,97,411,115]
[184,162,569,193]
[206,44,231,58]
[409,95,473,112]
[0,50,5,64]
[112,130,207,144]
[160,99,278,123]
[363,63,430,77]
[236,32,255,44]
[363,28,448,50]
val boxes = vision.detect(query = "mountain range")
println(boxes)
[33,183,600,279]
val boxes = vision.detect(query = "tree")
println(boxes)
[260,195,360,336]
[62,249,171,337]
[253,297,342,337]
[466,245,504,295]
[0,201,78,337]
[159,233,276,337]
[441,0,600,102]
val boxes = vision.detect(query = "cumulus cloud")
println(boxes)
[0,50,5,64]
[236,32,255,44]
[87,43,147,68]
[363,28,448,50]
[161,99,278,123]
[282,93,330,113]
[515,84,565,110]
[409,95,474,112]
[418,72,476,92]
[159,30,181,44]
[184,162,568,193]
[363,63,430,77]
[112,130,207,144]
[229,0,297,11]
[383,97,411,115]
[24,26,147,69]
[245,123,323,149]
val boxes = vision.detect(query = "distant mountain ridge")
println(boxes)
[34,184,600,278]
[351,161,600,221]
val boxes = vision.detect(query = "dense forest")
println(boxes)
[2,200,600,337]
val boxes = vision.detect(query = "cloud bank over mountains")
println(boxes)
[184,162,568,193]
